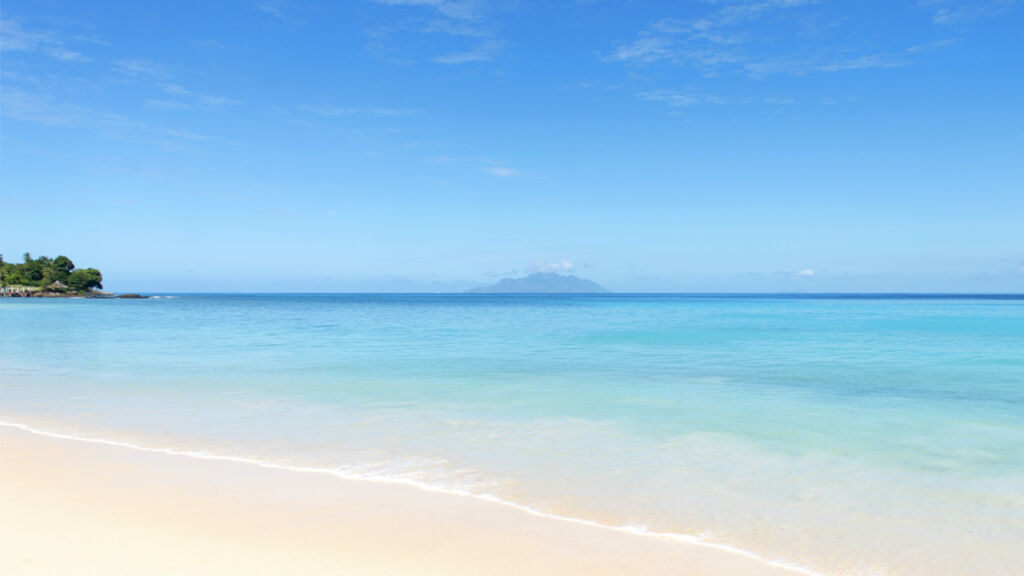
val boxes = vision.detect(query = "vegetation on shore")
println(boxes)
[1,253,104,296]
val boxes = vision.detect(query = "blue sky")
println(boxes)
[1,0,1021,292]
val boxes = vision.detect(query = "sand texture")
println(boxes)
[0,426,806,575]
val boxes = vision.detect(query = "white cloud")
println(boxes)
[158,84,242,108]
[535,261,575,274]
[907,38,958,53]
[112,58,172,80]
[604,2,817,68]
[369,0,502,64]
[482,166,522,178]
[921,0,1017,25]
[795,269,815,278]
[430,156,526,178]
[638,90,796,109]
[374,0,444,7]
[639,90,730,107]
[254,1,305,27]
[434,40,501,64]
[2,88,226,147]
[814,54,910,73]
[198,95,241,107]
[1,90,134,128]
[164,129,211,141]
[0,18,89,62]
[373,0,482,22]
[607,1,962,78]
[609,35,675,64]
[301,105,420,117]
[429,155,484,163]
[144,99,193,110]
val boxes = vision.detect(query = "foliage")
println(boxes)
[67,268,103,291]
[1,253,103,292]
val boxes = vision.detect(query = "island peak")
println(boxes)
[467,272,609,294]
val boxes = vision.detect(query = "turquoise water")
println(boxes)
[2,294,1022,575]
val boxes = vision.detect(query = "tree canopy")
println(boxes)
[1,253,103,292]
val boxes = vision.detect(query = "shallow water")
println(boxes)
[2,294,1022,575]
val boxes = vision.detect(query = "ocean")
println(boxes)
[2,294,1022,575]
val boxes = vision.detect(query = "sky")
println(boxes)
[1,0,1022,293]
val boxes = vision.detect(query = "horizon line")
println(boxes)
[93,291,1024,298]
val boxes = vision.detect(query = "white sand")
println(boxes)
[0,425,806,575]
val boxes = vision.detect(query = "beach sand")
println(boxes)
[0,426,805,576]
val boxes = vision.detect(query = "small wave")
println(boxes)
[0,419,828,576]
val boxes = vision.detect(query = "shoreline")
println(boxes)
[0,290,146,298]
[0,421,816,576]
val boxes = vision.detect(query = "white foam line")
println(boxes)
[1,419,829,576]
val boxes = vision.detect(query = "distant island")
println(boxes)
[0,253,140,298]
[467,272,609,294]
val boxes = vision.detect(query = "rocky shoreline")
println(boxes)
[0,288,146,299]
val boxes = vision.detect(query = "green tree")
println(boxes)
[1,253,102,292]
[67,268,103,292]
[2,260,26,286]
[49,255,75,283]
[20,253,46,286]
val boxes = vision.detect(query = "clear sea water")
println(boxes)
[2,294,1022,575]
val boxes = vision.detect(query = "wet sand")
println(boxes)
[0,425,805,576]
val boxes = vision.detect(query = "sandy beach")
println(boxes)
[0,425,805,576]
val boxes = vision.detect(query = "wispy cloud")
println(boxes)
[112,58,172,80]
[368,0,504,64]
[920,0,1017,25]
[743,53,910,76]
[433,39,502,64]
[374,0,485,26]
[815,54,909,72]
[638,89,797,109]
[639,90,731,107]
[254,0,305,28]
[1,21,234,153]
[606,1,950,77]
[164,128,212,141]
[430,155,485,163]
[301,104,421,117]
[608,32,676,65]
[1,89,136,128]
[795,268,815,278]
[482,166,522,178]
[111,59,243,111]
[490,260,576,277]
[144,99,193,111]
[0,18,89,61]
[158,83,243,108]
[605,1,819,68]
[907,38,959,53]
[431,155,525,178]
[533,261,575,274]
[2,88,224,151]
